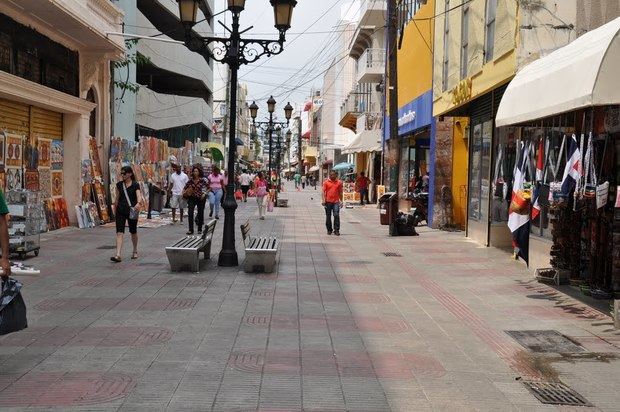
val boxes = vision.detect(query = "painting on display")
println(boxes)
[25,169,39,191]
[88,137,103,180]
[93,181,110,222]
[0,171,5,193]
[51,170,63,198]
[0,132,5,167]
[5,133,23,168]
[38,168,51,199]
[25,135,38,170]
[51,140,63,170]
[6,167,22,191]
[81,159,93,184]
[38,138,51,168]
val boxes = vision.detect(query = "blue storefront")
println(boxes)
[385,90,436,224]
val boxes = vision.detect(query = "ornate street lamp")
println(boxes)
[177,0,297,267]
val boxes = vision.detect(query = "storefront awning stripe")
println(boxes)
[496,16,620,127]
[341,129,383,154]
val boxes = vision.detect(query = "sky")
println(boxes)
[211,0,355,114]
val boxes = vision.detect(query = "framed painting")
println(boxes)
[51,170,63,198]
[38,137,51,168]
[51,140,63,170]
[25,169,39,191]
[5,133,23,168]
[38,168,52,199]
[0,132,5,167]
[6,166,22,191]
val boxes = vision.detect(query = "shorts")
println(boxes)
[241,185,250,194]
[169,194,187,209]
[116,213,138,234]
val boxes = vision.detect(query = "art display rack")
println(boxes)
[6,189,42,259]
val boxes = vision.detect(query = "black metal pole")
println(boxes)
[297,114,302,175]
[218,11,240,267]
[387,0,399,236]
[268,113,273,180]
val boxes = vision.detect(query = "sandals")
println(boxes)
[110,256,122,263]
[131,252,138,260]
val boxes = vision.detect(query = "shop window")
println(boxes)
[490,127,517,224]
[468,120,492,220]
[484,0,497,63]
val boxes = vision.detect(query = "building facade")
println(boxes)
[0,0,125,225]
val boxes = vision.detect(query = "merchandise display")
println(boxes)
[6,189,43,259]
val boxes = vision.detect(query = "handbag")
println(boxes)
[122,183,140,220]
[182,186,194,199]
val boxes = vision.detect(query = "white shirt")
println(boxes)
[239,173,252,186]
[170,172,189,196]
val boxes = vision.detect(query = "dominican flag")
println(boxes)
[561,134,582,196]
[531,138,544,221]
[508,144,530,265]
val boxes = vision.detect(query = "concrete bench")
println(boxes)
[240,220,278,273]
[165,219,217,272]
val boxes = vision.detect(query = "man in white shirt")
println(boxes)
[168,163,189,223]
[239,169,252,202]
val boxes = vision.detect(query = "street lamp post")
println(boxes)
[296,112,303,176]
[177,0,297,267]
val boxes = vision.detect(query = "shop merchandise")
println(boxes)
[51,140,63,170]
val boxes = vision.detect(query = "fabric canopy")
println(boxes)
[496,16,620,126]
[332,162,354,171]
[301,130,311,139]
[308,165,319,172]
[341,129,382,154]
[201,142,225,162]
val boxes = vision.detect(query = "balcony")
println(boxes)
[359,0,387,27]
[357,48,385,84]
[339,82,382,133]
[349,0,386,59]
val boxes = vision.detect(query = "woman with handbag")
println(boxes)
[183,165,209,235]
[254,171,268,220]
[111,166,143,262]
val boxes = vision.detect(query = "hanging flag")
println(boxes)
[531,138,544,221]
[561,134,582,196]
[508,144,531,265]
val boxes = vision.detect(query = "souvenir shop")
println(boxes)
[494,18,620,296]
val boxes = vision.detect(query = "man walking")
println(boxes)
[322,170,343,236]
[239,169,252,202]
[355,171,371,206]
[293,172,301,190]
[168,163,189,223]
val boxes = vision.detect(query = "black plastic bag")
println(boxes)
[395,212,418,236]
[0,278,28,336]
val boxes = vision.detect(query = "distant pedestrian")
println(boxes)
[168,163,188,223]
[207,165,225,219]
[322,170,343,236]
[355,172,371,205]
[255,171,268,220]
[239,169,252,202]
[301,174,307,189]
[111,166,143,262]
[293,172,301,190]
[183,165,208,235]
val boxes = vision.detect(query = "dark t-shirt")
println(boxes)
[116,181,140,216]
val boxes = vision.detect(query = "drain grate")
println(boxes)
[97,245,116,250]
[522,381,592,406]
[382,252,402,257]
[506,330,585,353]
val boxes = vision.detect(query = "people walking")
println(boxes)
[168,163,188,223]
[111,166,143,262]
[301,174,307,189]
[322,170,343,236]
[293,172,301,190]
[207,165,225,219]
[239,169,252,202]
[355,171,371,206]
[255,171,268,220]
[183,165,208,235]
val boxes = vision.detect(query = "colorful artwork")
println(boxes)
[82,183,92,203]
[24,169,39,191]
[6,167,22,191]
[0,171,5,193]
[88,137,103,181]
[51,170,63,197]
[51,140,63,170]
[38,168,52,199]
[24,135,38,169]
[93,181,110,222]
[0,132,5,167]
[81,159,93,184]
[37,137,51,168]
[44,199,56,230]
[5,133,23,168]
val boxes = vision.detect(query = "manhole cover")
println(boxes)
[96,245,116,250]
[506,330,585,353]
[382,252,402,257]
[522,381,592,406]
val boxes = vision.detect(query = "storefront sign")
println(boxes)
[396,90,433,136]
[451,79,472,105]
[398,110,416,127]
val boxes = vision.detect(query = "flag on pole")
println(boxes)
[561,134,582,196]
[531,138,544,221]
[508,144,531,265]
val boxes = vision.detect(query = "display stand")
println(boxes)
[6,189,43,259]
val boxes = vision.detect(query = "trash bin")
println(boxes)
[378,192,397,226]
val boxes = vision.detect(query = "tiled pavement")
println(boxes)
[1,183,619,411]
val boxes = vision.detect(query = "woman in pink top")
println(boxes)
[207,165,225,219]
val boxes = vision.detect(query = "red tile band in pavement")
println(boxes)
[34,297,198,311]
[0,326,173,347]
[244,314,410,333]
[228,350,445,379]
[0,372,136,407]
[338,274,377,284]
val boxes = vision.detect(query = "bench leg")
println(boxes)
[204,242,212,260]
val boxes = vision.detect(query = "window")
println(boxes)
[460,4,469,79]
[484,0,497,62]
[441,0,450,91]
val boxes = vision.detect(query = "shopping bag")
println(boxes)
[267,201,274,212]
[0,278,28,336]
[234,190,243,200]
[596,181,609,209]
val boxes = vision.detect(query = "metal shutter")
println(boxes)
[31,106,62,139]
[0,98,30,135]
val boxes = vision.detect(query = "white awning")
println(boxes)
[308,166,319,172]
[341,129,382,154]
[496,17,620,127]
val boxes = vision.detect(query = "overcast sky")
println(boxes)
[212,0,351,112]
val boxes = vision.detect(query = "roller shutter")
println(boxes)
[31,106,62,139]
[0,98,30,135]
